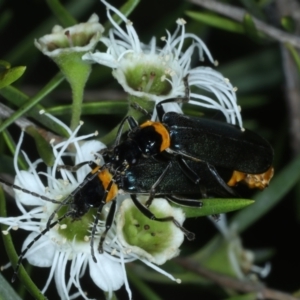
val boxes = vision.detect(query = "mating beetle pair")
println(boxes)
[104,96,274,194]
[0,89,274,281]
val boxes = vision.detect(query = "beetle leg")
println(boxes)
[57,161,97,172]
[97,200,116,254]
[0,177,62,204]
[130,102,152,119]
[107,115,140,147]
[145,161,172,208]
[200,184,208,198]
[90,180,115,261]
[211,214,220,221]
[156,74,190,120]
[131,194,195,241]
[206,163,238,196]
[165,148,203,162]
[166,195,203,207]
[177,157,201,184]
[12,211,72,283]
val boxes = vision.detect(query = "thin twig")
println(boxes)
[175,257,300,300]
[276,0,300,155]
[0,102,64,145]
[0,102,34,129]
[189,0,300,49]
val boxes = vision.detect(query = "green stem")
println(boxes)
[69,76,85,131]
[0,189,47,300]
[54,53,91,131]
[46,0,77,27]
[99,96,155,145]
[127,269,162,300]
[0,73,65,133]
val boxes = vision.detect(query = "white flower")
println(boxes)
[0,113,184,299]
[116,197,185,265]
[209,214,271,279]
[1,120,125,299]
[34,14,105,130]
[82,0,242,127]
[34,14,104,58]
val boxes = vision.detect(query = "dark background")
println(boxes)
[0,0,297,299]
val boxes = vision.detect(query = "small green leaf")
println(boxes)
[0,10,13,33]
[281,16,295,33]
[0,85,68,137]
[176,198,254,218]
[0,66,26,89]
[0,73,67,136]
[127,271,163,300]
[243,13,265,42]
[0,60,11,69]
[285,43,300,74]
[45,0,77,27]
[0,273,22,300]
[47,101,127,116]
[1,129,27,171]
[185,11,244,33]
[25,126,55,166]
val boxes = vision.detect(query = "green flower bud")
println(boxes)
[116,197,185,265]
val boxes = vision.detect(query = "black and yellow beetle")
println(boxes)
[102,96,274,192]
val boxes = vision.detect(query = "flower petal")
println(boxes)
[14,171,46,206]
[22,232,56,267]
[89,253,124,292]
[82,52,118,68]
[116,197,185,265]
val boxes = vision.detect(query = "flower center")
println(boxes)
[56,205,98,242]
[122,204,174,255]
[124,62,172,95]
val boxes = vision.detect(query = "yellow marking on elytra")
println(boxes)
[140,121,170,151]
[98,169,118,203]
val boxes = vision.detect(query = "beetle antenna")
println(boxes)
[11,211,72,283]
[130,102,152,119]
[0,177,63,204]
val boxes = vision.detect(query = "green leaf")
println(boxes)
[243,13,265,42]
[25,126,55,166]
[46,0,77,27]
[0,85,68,137]
[285,43,300,74]
[127,271,163,300]
[185,11,244,34]
[104,0,140,31]
[0,154,15,174]
[0,273,22,300]
[128,261,209,285]
[47,101,127,116]
[176,198,254,218]
[0,66,26,89]
[218,48,282,93]
[0,60,10,69]
[1,129,27,171]
[0,73,68,137]
[0,10,12,33]
[281,16,295,33]
[240,0,265,20]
